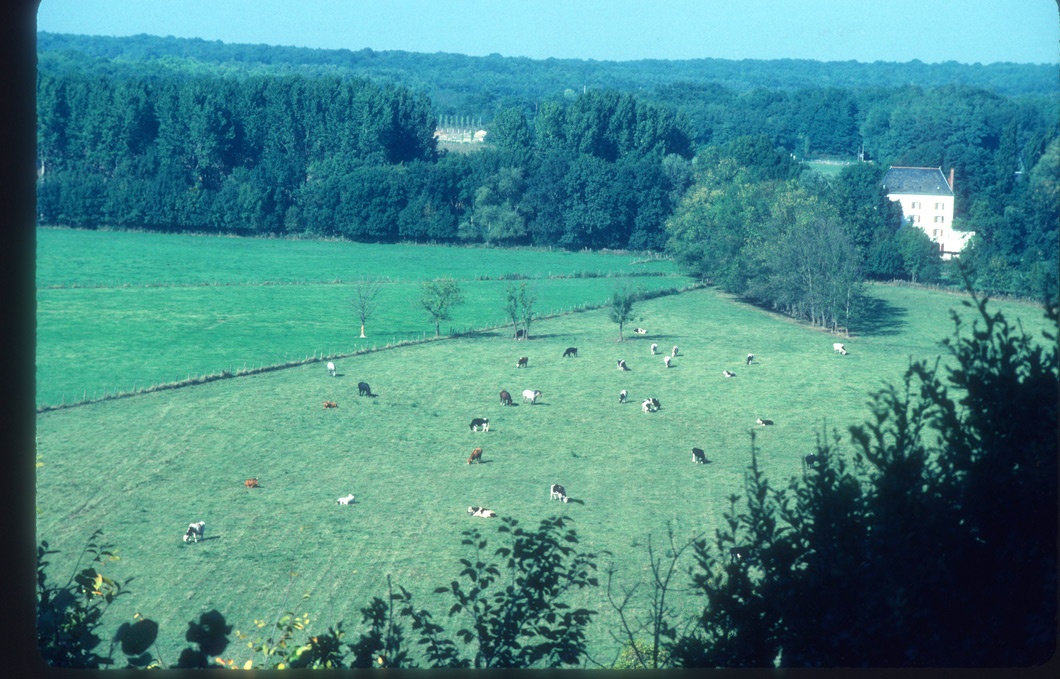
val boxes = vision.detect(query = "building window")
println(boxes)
[934,216,944,223]
[935,202,945,209]
[911,201,921,209]
[912,215,920,223]
[933,229,942,238]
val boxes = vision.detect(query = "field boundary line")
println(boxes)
[36,282,704,414]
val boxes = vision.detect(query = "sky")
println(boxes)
[35,0,1060,65]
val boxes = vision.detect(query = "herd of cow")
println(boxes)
[182,335,848,542]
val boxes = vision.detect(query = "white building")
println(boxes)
[881,166,973,259]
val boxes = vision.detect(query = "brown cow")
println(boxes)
[245,478,260,488]
[323,400,338,408]
[500,389,513,406]
[467,447,483,464]
[516,356,529,368]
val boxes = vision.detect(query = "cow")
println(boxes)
[664,355,672,368]
[757,418,774,426]
[692,448,707,464]
[634,328,648,335]
[183,521,206,543]
[671,346,679,357]
[722,370,736,378]
[617,359,629,371]
[650,343,658,355]
[499,390,513,406]
[803,454,820,471]
[323,400,339,408]
[467,447,483,464]
[244,478,260,489]
[327,361,336,376]
[641,397,660,413]
[514,328,527,340]
[469,418,490,432]
[833,342,848,355]
[468,506,497,518]
[746,353,754,366]
[336,493,356,505]
[550,483,569,503]
[516,356,529,368]
[619,389,627,403]
[563,347,578,358]
[358,381,372,397]
[522,389,541,404]
[650,397,660,410]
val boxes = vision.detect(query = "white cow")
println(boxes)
[664,355,672,368]
[671,346,679,357]
[183,521,206,543]
[833,342,848,355]
[468,506,497,518]
[650,343,658,355]
[327,361,336,376]
[337,494,356,505]
[522,389,541,404]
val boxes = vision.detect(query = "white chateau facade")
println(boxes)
[881,166,973,259]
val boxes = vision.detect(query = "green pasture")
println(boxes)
[36,227,684,407]
[35,243,1052,666]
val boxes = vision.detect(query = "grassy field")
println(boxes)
[36,228,685,407]
[34,229,1052,667]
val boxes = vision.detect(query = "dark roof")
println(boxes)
[881,167,953,196]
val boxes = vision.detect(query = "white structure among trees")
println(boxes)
[882,166,973,259]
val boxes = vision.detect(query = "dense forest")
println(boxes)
[35,33,1059,308]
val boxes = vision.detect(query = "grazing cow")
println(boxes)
[563,347,578,358]
[469,418,490,432]
[617,359,629,371]
[467,447,483,464]
[323,400,339,408]
[671,346,679,357]
[650,343,658,355]
[514,328,527,340]
[358,381,372,397]
[664,355,672,368]
[522,389,541,404]
[183,521,206,543]
[468,506,497,518]
[757,418,774,426]
[746,353,754,366]
[516,356,529,368]
[619,389,627,403]
[327,361,336,376]
[642,397,661,413]
[692,448,707,464]
[730,546,752,564]
[803,454,820,471]
[634,328,648,335]
[722,370,736,378]
[550,483,569,503]
[336,493,356,505]
[650,397,660,410]
[833,342,847,355]
[499,389,513,406]
[244,478,260,489]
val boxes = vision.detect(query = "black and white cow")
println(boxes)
[358,381,372,397]
[469,418,490,432]
[468,506,497,518]
[550,484,569,503]
[516,356,529,368]
[692,447,707,464]
[183,521,206,543]
[619,389,627,403]
[722,370,736,378]
[563,347,578,358]
[617,359,629,371]
[634,328,648,335]
[746,353,754,366]
[756,418,774,426]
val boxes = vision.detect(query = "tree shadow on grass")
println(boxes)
[856,295,909,337]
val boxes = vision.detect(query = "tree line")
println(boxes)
[35,41,1058,306]
[36,297,1057,669]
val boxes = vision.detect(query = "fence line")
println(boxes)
[36,282,703,413]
